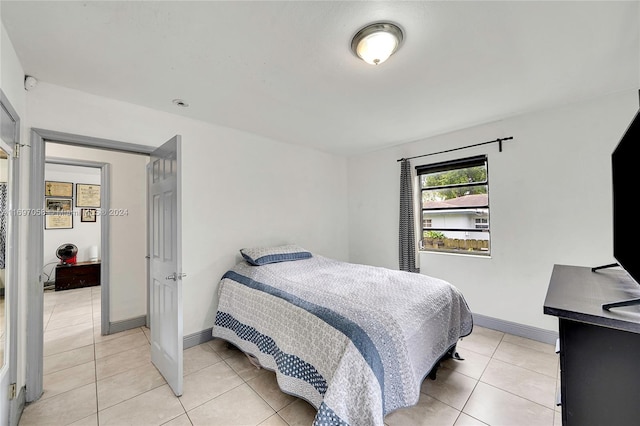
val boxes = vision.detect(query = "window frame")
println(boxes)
[416,155,491,255]
[475,218,489,229]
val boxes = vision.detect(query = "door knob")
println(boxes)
[166,272,187,281]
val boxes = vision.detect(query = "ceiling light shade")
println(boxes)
[351,22,404,65]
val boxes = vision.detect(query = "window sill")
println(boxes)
[419,250,491,259]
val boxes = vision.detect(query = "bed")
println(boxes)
[212,245,473,426]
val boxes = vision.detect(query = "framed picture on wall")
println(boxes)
[45,197,72,213]
[76,183,101,207]
[44,181,73,198]
[45,213,73,229]
[81,208,97,223]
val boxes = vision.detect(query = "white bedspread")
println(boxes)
[212,255,473,425]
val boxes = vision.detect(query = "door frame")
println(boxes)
[0,89,21,425]
[26,128,154,402]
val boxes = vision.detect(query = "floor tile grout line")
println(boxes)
[421,370,480,415]
[42,359,96,381]
[42,344,95,373]
[444,335,556,423]
[458,338,557,379]
[490,331,506,358]
[174,390,193,425]
[92,348,154,383]
[95,379,167,414]
[34,289,100,426]
[180,379,245,414]
[494,340,559,360]
[158,410,190,426]
[94,339,150,362]
[487,356,559,379]
[476,380,557,413]
[192,354,288,419]
[457,377,481,418]
[453,344,491,360]
[472,335,558,415]
[485,354,558,379]
[182,357,226,379]
[93,327,146,346]
[92,291,100,426]
[457,410,489,426]
[499,338,557,356]
[244,369,290,416]
[91,321,174,424]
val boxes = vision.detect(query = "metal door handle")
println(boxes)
[166,272,187,281]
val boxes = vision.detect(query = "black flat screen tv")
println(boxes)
[601,108,640,310]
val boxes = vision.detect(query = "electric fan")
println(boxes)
[56,243,78,265]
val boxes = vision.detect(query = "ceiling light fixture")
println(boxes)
[351,22,404,65]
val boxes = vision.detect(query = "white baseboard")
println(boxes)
[182,314,558,351]
[184,327,214,349]
[109,315,147,334]
[472,313,558,345]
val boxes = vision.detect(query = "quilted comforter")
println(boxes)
[212,254,473,426]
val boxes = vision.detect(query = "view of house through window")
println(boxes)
[417,155,490,255]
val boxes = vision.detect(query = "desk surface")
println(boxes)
[544,264,640,334]
[56,261,100,267]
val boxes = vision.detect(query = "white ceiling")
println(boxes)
[2,1,638,156]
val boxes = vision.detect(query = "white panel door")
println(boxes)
[148,135,183,396]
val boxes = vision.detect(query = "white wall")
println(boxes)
[26,82,349,336]
[42,163,101,279]
[348,90,639,332]
[44,144,148,323]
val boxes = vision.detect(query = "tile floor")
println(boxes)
[19,286,561,426]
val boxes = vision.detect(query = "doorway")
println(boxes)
[42,160,104,359]
[26,129,154,402]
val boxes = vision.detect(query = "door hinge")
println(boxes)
[9,383,16,400]
[13,144,19,159]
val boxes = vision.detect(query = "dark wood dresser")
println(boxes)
[544,264,640,426]
[55,261,101,291]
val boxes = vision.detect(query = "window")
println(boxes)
[417,155,490,255]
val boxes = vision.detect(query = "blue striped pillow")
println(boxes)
[240,245,312,266]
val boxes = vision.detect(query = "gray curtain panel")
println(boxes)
[399,160,419,273]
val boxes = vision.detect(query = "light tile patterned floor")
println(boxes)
[19,286,561,425]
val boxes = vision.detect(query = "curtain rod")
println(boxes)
[397,136,513,162]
